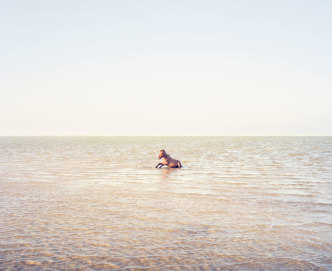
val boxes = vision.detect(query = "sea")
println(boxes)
[0,136,331,270]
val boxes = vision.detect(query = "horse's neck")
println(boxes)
[163,153,171,162]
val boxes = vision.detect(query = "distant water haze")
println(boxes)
[1,136,331,270]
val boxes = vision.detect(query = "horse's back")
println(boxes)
[168,159,181,168]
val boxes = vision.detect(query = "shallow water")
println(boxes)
[0,136,331,270]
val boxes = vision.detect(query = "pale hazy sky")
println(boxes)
[1,0,331,135]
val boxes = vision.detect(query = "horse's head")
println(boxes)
[158,149,166,159]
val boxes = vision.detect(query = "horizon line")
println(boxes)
[0,135,331,137]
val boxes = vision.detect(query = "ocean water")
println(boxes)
[0,136,331,270]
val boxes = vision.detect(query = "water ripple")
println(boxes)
[0,136,331,270]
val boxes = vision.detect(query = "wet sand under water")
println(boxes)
[0,136,331,270]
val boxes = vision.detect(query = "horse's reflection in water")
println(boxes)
[160,167,176,180]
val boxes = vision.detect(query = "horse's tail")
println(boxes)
[178,161,182,168]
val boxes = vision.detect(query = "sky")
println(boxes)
[1,0,331,136]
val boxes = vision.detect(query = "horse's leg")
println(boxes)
[155,163,162,168]
[178,161,182,168]
[159,164,165,168]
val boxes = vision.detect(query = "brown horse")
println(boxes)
[155,149,182,168]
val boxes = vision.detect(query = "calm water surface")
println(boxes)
[0,137,331,270]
